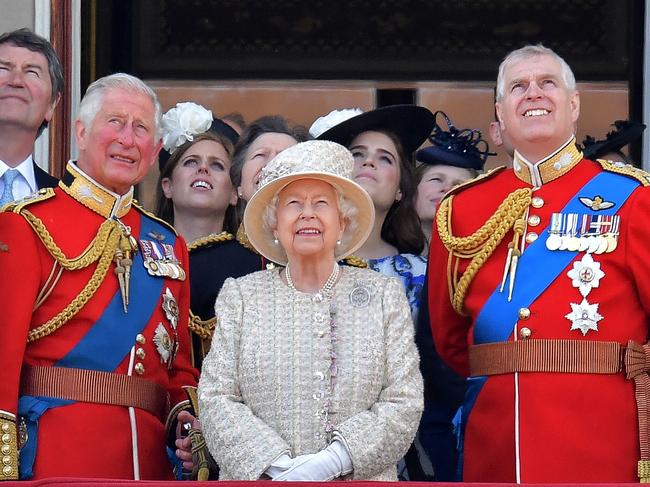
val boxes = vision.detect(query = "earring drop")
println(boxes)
[336,239,342,246]
[274,238,279,245]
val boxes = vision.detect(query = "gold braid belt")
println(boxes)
[436,188,533,314]
[20,209,127,342]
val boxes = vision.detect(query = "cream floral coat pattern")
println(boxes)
[198,266,423,480]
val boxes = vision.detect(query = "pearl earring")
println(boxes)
[273,237,279,245]
[336,239,342,246]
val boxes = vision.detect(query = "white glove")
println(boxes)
[265,453,316,479]
[273,441,353,481]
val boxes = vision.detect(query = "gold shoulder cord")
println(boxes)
[436,187,532,314]
[18,209,122,342]
[188,311,217,340]
[188,231,234,252]
[342,255,368,268]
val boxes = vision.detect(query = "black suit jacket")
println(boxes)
[33,161,58,190]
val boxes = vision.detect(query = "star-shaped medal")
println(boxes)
[153,323,172,364]
[162,287,179,329]
[565,299,603,336]
[567,253,605,297]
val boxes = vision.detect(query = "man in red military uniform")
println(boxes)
[429,44,650,483]
[0,73,198,480]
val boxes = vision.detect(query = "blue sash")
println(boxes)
[457,171,639,477]
[19,215,174,478]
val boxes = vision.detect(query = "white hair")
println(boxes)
[262,185,358,251]
[77,73,162,138]
[496,44,576,101]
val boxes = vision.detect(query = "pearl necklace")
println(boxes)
[285,262,340,297]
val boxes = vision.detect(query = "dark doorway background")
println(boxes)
[82,0,645,162]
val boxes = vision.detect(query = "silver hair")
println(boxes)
[496,44,576,101]
[77,73,162,138]
[262,185,359,251]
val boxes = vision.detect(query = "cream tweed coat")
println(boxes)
[198,266,423,480]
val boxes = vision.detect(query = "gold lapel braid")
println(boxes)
[17,210,125,342]
[28,235,118,342]
[21,210,118,270]
[436,187,533,314]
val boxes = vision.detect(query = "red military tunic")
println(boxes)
[0,162,198,480]
[428,139,650,483]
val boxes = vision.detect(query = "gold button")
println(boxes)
[2,456,10,465]
[0,446,8,455]
[518,307,531,320]
[136,348,146,359]
[1,434,9,444]
[2,465,12,476]
[525,232,538,243]
[134,363,145,375]
[528,215,541,226]
[136,334,146,344]
[531,196,544,208]
[0,424,8,433]
[519,327,532,339]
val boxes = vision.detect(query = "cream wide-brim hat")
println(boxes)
[243,140,375,266]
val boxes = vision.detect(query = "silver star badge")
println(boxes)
[567,253,605,297]
[565,299,603,336]
[162,287,179,329]
[153,323,172,364]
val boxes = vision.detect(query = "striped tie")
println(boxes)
[0,169,19,206]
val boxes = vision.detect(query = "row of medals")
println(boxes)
[545,213,619,254]
[540,212,611,335]
[145,258,186,280]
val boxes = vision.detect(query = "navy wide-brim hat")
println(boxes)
[316,105,435,155]
[158,118,239,170]
[582,120,646,160]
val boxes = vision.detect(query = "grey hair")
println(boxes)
[496,44,576,101]
[77,73,162,138]
[262,185,358,251]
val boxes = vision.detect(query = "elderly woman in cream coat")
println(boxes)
[198,140,423,481]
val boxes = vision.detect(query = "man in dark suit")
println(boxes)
[0,28,63,205]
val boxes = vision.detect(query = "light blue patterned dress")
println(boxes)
[366,253,427,323]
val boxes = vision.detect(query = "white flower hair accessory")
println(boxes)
[309,108,363,138]
[161,102,213,153]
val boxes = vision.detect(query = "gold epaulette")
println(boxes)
[439,166,507,204]
[132,200,179,236]
[2,187,55,213]
[342,255,368,268]
[189,310,217,340]
[188,231,234,252]
[595,159,650,187]
[0,411,18,479]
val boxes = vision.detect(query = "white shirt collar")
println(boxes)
[0,155,37,193]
